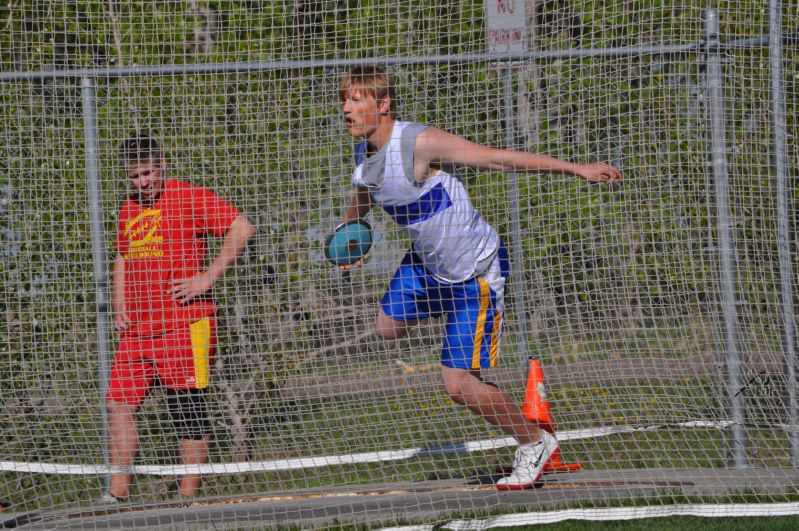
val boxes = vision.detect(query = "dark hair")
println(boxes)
[118,135,163,167]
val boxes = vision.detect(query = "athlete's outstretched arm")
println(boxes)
[413,127,622,184]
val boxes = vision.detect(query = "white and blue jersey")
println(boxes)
[352,121,509,369]
[352,121,500,284]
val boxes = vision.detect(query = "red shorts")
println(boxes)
[107,317,217,407]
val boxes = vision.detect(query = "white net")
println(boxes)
[1,0,798,528]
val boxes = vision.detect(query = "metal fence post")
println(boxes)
[704,10,748,468]
[81,76,112,489]
[502,67,531,364]
[769,0,799,466]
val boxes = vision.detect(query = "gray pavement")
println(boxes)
[6,468,799,529]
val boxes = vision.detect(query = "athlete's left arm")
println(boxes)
[168,214,256,304]
[413,127,622,184]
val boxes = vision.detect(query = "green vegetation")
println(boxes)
[0,0,798,524]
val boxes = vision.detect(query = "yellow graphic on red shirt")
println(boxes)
[123,209,164,260]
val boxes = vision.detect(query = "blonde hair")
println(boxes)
[338,65,397,116]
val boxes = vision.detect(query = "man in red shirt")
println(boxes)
[107,135,255,500]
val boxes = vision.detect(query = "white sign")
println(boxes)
[484,0,529,54]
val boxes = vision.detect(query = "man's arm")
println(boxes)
[168,214,256,305]
[413,127,622,183]
[335,187,373,271]
[342,187,373,222]
[112,252,132,333]
[204,214,257,283]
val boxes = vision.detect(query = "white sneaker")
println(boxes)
[496,431,560,490]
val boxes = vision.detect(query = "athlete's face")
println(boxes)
[341,89,391,139]
[126,159,166,204]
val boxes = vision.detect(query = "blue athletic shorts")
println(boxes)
[381,245,509,369]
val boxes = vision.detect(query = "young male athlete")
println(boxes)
[107,135,255,499]
[337,66,622,489]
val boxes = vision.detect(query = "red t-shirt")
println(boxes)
[115,179,242,337]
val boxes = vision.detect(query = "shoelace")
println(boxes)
[518,442,547,470]
[514,444,537,470]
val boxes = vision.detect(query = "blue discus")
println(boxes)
[324,220,373,266]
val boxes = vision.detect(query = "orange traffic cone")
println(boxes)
[522,358,582,473]
[522,358,554,430]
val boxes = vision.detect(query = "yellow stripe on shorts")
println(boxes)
[471,278,491,369]
[190,318,211,389]
[489,312,502,367]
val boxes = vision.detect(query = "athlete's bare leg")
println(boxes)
[178,435,209,497]
[107,400,139,499]
[375,307,417,340]
[441,366,543,445]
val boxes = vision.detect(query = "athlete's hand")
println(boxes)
[577,162,622,184]
[338,254,369,272]
[168,272,215,305]
[113,309,132,334]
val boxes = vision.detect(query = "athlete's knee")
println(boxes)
[107,398,137,417]
[166,388,212,441]
[442,367,495,404]
[375,323,403,340]
[375,313,407,340]
[441,367,472,402]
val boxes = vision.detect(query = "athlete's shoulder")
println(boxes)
[166,179,195,192]
[394,120,425,127]
[395,120,430,131]
[166,179,220,199]
[396,121,431,147]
